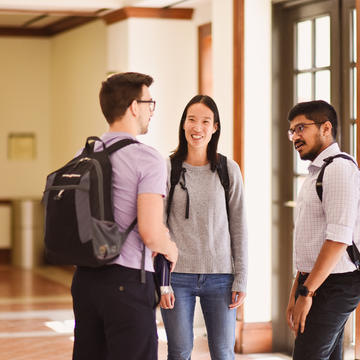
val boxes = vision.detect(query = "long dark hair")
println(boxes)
[170,95,221,171]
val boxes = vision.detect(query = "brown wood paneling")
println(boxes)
[233,0,244,174]
[234,305,244,353]
[357,1,360,161]
[0,249,11,264]
[356,4,360,359]
[0,8,100,16]
[44,16,96,36]
[103,7,193,25]
[241,322,273,354]
[0,16,96,37]
[0,27,47,36]
[198,23,212,96]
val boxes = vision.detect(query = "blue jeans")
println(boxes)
[161,273,236,360]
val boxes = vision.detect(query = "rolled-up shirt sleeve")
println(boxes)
[136,147,167,197]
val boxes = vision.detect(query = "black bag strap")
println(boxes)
[315,153,360,270]
[105,137,145,279]
[216,154,230,221]
[316,154,357,201]
[348,242,360,271]
[140,244,146,284]
[106,138,139,154]
[166,154,230,223]
[166,157,184,223]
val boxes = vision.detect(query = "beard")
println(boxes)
[300,148,319,161]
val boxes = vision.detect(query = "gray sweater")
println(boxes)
[166,158,248,292]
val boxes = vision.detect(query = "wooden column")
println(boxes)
[356,1,360,358]
[198,23,213,96]
[233,0,244,174]
[233,0,246,352]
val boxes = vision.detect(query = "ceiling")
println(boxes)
[0,0,203,36]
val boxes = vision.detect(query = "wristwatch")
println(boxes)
[297,284,316,297]
[160,286,174,295]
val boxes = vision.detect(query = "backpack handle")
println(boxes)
[84,136,105,154]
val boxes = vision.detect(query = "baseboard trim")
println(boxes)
[0,249,11,264]
[235,321,273,354]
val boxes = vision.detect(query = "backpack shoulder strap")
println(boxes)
[316,154,357,201]
[106,138,139,155]
[216,153,230,221]
[166,155,231,223]
[166,157,183,223]
[315,153,360,270]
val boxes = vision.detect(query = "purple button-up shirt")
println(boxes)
[96,132,167,272]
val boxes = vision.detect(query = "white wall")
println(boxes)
[0,37,51,198]
[212,0,233,158]
[51,20,108,170]
[106,17,197,157]
[243,0,272,322]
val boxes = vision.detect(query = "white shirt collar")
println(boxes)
[309,142,341,170]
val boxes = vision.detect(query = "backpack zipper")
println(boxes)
[48,157,105,220]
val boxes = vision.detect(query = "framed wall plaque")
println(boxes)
[8,133,36,160]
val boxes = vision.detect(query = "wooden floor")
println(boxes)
[0,265,290,360]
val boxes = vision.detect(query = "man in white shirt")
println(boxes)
[286,100,360,359]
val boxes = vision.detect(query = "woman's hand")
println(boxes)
[160,293,175,309]
[229,291,246,309]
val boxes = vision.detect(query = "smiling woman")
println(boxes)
[183,102,217,155]
[160,94,248,360]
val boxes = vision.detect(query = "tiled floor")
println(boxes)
[0,265,290,360]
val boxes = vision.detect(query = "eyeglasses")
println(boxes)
[287,121,326,141]
[136,99,156,112]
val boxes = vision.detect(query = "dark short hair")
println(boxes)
[287,100,337,139]
[99,72,153,124]
[171,95,221,171]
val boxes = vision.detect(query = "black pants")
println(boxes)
[71,264,158,360]
[293,271,360,360]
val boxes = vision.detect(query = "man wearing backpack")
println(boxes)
[285,100,360,359]
[71,72,178,360]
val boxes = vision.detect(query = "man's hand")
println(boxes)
[160,293,175,309]
[286,294,295,331]
[229,291,246,309]
[164,240,178,272]
[292,296,312,336]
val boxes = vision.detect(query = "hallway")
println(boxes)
[0,265,290,360]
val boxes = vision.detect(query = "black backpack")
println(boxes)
[316,154,360,270]
[166,154,230,222]
[42,136,146,279]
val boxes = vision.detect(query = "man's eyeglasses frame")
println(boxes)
[287,121,326,141]
[136,99,156,112]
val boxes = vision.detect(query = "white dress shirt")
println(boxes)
[294,143,360,273]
